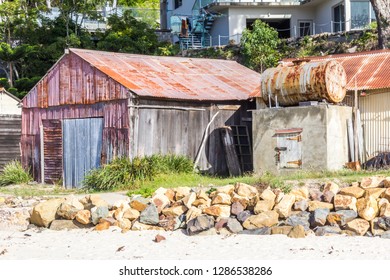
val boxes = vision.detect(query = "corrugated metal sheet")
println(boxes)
[42,119,62,183]
[67,48,261,101]
[63,118,103,188]
[359,91,390,158]
[22,100,129,181]
[0,115,21,169]
[284,50,390,92]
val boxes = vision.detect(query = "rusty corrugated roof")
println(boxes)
[284,50,390,91]
[69,48,261,101]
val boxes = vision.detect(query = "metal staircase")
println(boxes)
[178,1,221,50]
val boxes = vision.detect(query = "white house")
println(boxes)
[166,0,376,47]
[0,88,21,115]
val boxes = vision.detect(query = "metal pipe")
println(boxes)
[128,104,206,111]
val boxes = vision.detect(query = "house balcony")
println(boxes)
[194,0,307,11]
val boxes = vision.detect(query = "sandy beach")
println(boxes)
[1,227,390,260]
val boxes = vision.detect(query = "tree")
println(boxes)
[241,20,281,73]
[370,0,390,49]
[97,10,159,54]
[0,43,33,87]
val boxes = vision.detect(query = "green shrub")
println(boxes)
[82,154,194,191]
[0,161,32,186]
[0,77,9,89]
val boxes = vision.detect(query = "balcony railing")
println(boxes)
[193,0,305,11]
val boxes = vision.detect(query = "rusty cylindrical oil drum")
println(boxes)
[261,60,347,106]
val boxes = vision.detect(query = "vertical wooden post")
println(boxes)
[354,78,361,170]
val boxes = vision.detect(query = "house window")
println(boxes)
[175,0,182,9]
[333,3,345,32]
[299,21,312,37]
[351,1,375,29]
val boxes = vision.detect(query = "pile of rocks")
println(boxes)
[22,176,390,238]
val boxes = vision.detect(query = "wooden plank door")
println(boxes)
[62,118,103,188]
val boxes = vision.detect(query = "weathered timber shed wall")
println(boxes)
[0,115,21,170]
[22,48,260,187]
[130,98,253,175]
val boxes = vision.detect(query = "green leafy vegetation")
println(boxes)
[83,155,195,191]
[241,20,281,72]
[0,161,32,186]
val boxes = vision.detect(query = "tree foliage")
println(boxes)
[370,0,390,49]
[241,20,281,72]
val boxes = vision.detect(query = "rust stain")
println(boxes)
[68,48,260,102]
[261,60,347,106]
[283,49,390,92]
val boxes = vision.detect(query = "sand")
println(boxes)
[1,228,390,260]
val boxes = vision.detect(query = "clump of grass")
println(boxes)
[83,154,195,191]
[0,161,32,186]
[150,154,194,174]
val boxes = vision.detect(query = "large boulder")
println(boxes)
[30,198,64,227]
[339,186,365,198]
[0,207,31,231]
[308,201,334,212]
[334,194,357,212]
[274,194,295,218]
[75,210,91,225]
[235,182,258,199]
[360,176,385,189]
[162,205,188,217]
[56,196,84,220]
[91,206,109,225]
[357,196,379,221]
[186,215,215,236]
[323,182,340,194]
[260,188,276,202]
[139,204,159,225]
[254,200,274,214]
[211,193,232,205]
[288,225,306,238]
[202,205,230,218]
[151,194,171,213]
[290,187,309,201]
[346,218,370,236]
[242,211,279,229]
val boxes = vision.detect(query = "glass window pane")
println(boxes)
[351,1,370,29]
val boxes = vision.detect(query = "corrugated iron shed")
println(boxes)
[68,48,261,101]
[284,50,390,92]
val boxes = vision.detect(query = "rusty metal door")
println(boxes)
[62,118,103,188]
[275,129,302,169]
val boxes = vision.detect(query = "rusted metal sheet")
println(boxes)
[64,48,260,101]
[284,49,390,92]
[23,53,129,109]
[42,119,62,183]
[261,60,347,106]
[21,100,129,182]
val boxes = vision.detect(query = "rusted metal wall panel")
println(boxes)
[0,115,21,170]
[23,53,129,110]
[359,91,390,158]
[22,99,129,182]
[42,119,62,183]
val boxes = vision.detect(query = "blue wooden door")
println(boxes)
[62,118,103,188]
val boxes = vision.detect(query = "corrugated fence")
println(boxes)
[0,115,21,169]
